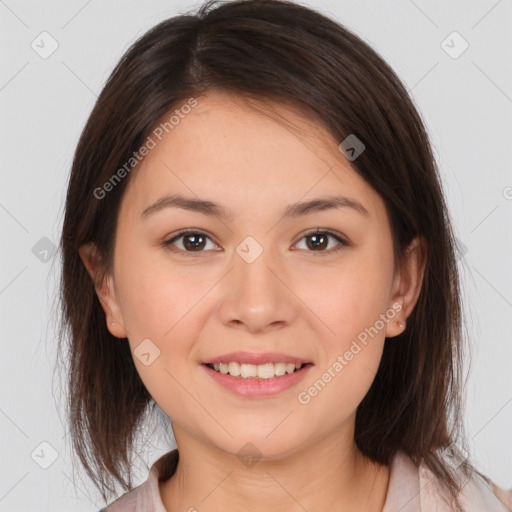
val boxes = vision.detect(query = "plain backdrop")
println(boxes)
[1,0,511,510]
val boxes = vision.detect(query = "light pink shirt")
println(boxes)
[102,449,512,511]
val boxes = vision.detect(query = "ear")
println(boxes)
[78,242,128,339]
[385,235,428,339]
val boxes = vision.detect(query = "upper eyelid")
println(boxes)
[166,229,220,246]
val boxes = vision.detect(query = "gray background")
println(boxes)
[1,0,511,510]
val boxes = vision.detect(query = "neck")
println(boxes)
[159,423,390,512]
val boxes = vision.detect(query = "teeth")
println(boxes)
[241,363,258,378]
[257,363,277,379]
[212,362,304,379]
[273,363,286,377]
[285,363,296,374]
[228,362,240,376]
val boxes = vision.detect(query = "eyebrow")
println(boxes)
[140,194,370,220]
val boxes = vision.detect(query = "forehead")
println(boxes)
[120,91,384,221]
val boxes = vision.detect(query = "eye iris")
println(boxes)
[184,234,206,251]
[306,233,328,250]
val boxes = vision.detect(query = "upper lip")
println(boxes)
[202,351,312,365]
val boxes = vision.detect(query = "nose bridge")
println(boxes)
[237,240,279,299]
[217,236,297,332]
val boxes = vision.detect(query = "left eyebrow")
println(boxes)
[140,194,370,220]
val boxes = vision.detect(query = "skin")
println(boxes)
[80,90,426,512]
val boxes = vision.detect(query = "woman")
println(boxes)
[58,0,512,510]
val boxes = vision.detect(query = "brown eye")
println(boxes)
[305,233,329,250]
[162,230,219,254]
[182,233,207,251]
[295,230,348,254]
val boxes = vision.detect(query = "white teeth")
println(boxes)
[285,363,296,374]
[241,363,257,378]
[257,363,275,379]
[228,362,240,376]
[274,363,286,376]
[211,361,304,379]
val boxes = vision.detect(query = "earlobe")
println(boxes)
[78,242,128,339]
[385,301,406,339]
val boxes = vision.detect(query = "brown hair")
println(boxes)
[57,0,485,508]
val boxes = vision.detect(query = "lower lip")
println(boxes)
[201,363,313,398]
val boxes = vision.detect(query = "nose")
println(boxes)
[216,246,299,334]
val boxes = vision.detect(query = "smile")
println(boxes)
[201,362,314,398]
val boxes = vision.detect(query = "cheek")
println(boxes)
[310,257,392,347]
[115,263,206,415]
[299,253,392,412]
[297,270,390,418]
[114,251,216,383]
[115,248,209,341]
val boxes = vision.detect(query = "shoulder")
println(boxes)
[383,450,511,512]
[492,483,512,511]
[100,482,143,512]
[418,456,512,512]
[100,449,179,512]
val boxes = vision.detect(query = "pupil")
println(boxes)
[307,234,327,250]
[184,234,205,251]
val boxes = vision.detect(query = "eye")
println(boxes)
[294,229,349,255]
[161,228,349,256]
[162,229,219,255]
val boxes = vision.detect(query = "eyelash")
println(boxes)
[161,228,349,257]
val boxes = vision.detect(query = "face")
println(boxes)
[82,90,422,460]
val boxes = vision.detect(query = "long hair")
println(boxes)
[57,1,478,508]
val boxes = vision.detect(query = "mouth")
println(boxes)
[202,362,314,380]
[200,354,314,397]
